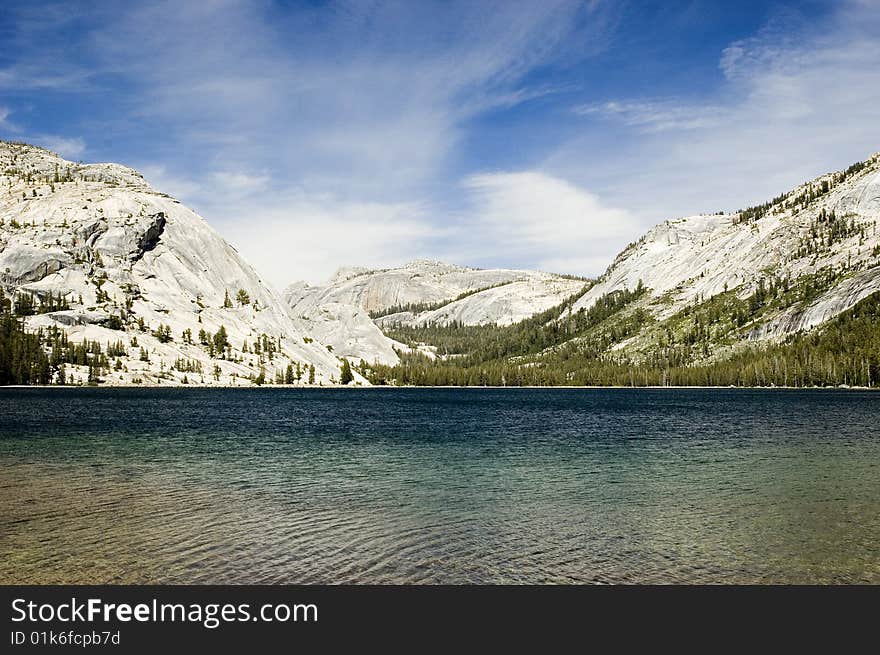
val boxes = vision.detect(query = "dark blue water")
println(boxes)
[1,387,878,583]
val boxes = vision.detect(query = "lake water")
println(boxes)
[1,387,878,584]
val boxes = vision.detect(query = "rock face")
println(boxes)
[285,260,587,364]
[0,141,357,386]
[6,139,877,385]
[292,152,880,371]
[572,152,880,343]
[284,280,409,367]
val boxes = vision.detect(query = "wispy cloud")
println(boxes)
[34,135,86,159]
[140,164,437,287]
[208,171,270,196]
[139,165,205,201]
[71,0,620,285]
[0,107,86,158]
[454,171,641,276]
[573,99,729,132]
[556,0,880,221]
[81,0,612,199]
[0,106,18,132]
[0,68,94,91]
[0,3,100,92]
[5,0,878,291]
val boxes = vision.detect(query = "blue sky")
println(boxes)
[1,0,878,287]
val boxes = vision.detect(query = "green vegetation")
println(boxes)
[284,361,305,384]
[364,284,880,388]
[795,209,866,258]
[9,291,70,316]
[0,311,121,385]
[196,325,237,359]
[734,157,874,225]
[173,358,203,374]
[384,283,641,360]
[339,358,354,385]
[151,323,173,343]
[0,312,52,384]
[368,283,649,385]
[627,267,854,368]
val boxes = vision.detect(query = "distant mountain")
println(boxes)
[360,151,880,387]
[0,141,356,386]
[284,260,587,364]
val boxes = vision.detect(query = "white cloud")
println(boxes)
[556,0,880,222]
[15,0,878,292]
[139,165,205,200]
[208,171,269,195]
[216,196,437,288]
[136,164,631,287]
[137,161,438,288]
[0,107,85,159]
[0,68,93,91]
[70,0,622,286]
[457,171,641,276]
[0,106,27,135]
[573,99,729,132]
[35,135,86,159]
[79,0,615,202]
[136,159,437,288]
[0,106,15,131]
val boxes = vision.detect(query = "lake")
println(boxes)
[1,387,878,584]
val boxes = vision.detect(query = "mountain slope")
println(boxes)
[366,151,880,386]
[0,141,355,385]
[284,260,587,364]
[573,153,880,334]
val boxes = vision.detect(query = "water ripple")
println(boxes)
[1,387,879,583]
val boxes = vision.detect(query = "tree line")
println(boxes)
[364,289,880,388]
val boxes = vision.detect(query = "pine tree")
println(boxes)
[223,290,233,308]
[340,358,354,385]
[152,324,173,343]
[213,325,229,354]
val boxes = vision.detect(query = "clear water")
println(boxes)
[1,387,878,584]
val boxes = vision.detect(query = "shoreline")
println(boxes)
[2,383,876,391]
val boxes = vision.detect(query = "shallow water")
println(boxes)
[1,387,878,584]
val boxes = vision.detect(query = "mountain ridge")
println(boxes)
[358,149,880,386]
[0,141,359,385]
[284,259,588,364]
[3,140,880,386]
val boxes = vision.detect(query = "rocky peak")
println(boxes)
[0,141,358,386]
